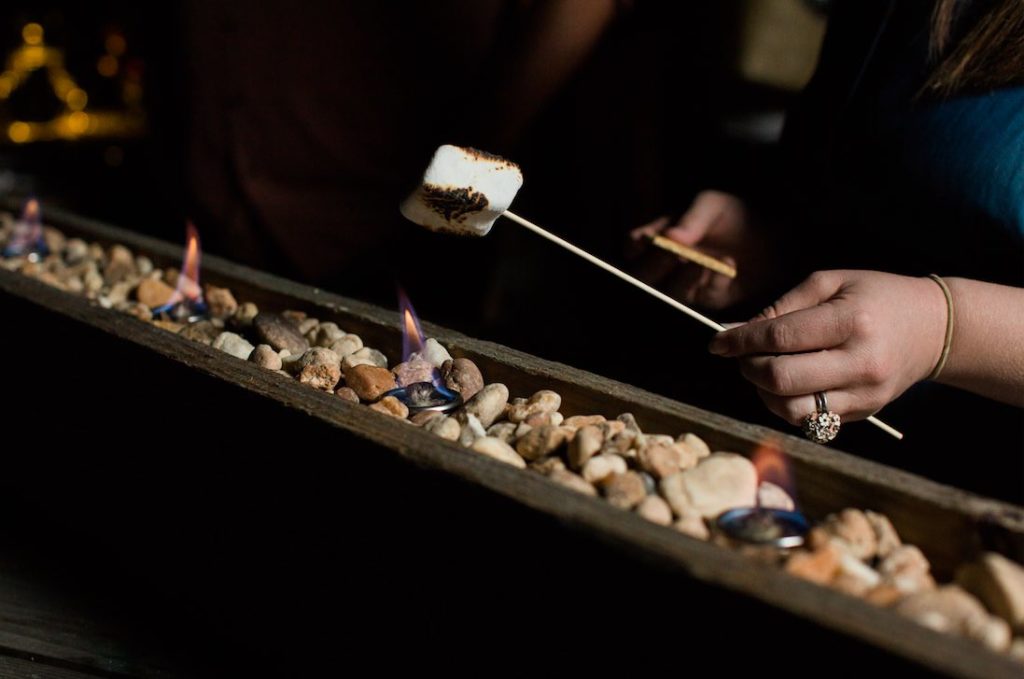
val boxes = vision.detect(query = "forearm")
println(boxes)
[937,278,1024,406]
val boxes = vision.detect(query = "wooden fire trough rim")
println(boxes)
[2,202,1022,678]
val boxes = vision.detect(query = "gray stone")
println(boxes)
[308,322,345,347]
[254,312,310,355]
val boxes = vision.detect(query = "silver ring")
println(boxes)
[803,391,841,444]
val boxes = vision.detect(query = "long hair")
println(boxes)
[925,0,1024,96]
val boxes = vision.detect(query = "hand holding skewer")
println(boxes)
[400,145,903,441]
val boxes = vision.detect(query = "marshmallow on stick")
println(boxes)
[400,144,904,441]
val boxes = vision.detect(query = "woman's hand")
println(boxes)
[708,270,949,424]
[627,190,770,309]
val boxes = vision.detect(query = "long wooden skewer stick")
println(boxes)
[501,210,903,440]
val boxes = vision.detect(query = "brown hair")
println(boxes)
[926,0,1024,96]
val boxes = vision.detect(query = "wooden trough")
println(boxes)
[0,203,1021,677]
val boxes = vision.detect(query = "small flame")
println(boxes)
[751,439,796,502]
[3,197,48,258]
[153,221,206,317]
[397,286,426,362]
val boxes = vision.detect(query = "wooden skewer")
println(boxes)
[501,210,904,441]
[647,233,737,279]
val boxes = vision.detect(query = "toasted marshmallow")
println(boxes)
[400,145,523,236]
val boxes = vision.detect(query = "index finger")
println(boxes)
[708,301,853,357]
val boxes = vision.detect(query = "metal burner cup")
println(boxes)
[382,381,463,415]
[716,507,809,549]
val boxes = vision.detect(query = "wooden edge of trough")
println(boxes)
[2,202,1022,678]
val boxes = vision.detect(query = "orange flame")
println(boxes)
[176,221,203,302]
[397,287,426,362]
[751,439,795,498]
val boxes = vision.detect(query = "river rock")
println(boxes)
[786,542,842,585]
[568,424,604,469]
[757,481,795,511]
[582,454,627,485]
[507,390,562,423]
[458,413,488,447]
[334,386,360,403]
[486,422,518,444]
[254,312,309,355]
[308,322,345,347]
[345,364,396,401]
[549,469,597,496]
[956,552,1024,632]
[204,285,238,319]
[515,425,570,461]
[677,432,711,460]
[638,442,680,480]
[296,347,342,391]
[673,513,710,540]
[866,510,902,560]
[425,415,461,441]
[329,334,364,358]
[658,453,757,519]
[232,302,259,327]
[393,358,436,387]
[136,277,176,308]
[896,586,1012,651]
[342,347,388,371]
[179,320,221,345]
[440,358,484,401]
[462,383,509,427]
[369,395,409,419]
[823,509,878,561]
[212,332,254,360]
[637,496,673,526]
[417,338,452,368]
[603,471,647,510]
[249,344,283,370]
[471,436,526,468]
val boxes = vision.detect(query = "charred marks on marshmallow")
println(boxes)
[421,183,489,223]
[400,144,524,237]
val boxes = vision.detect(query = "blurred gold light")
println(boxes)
[22,23,43,46]
[67,111,89,134]
[8,121,31,143]
[97,55,118,77]
[66,87,88,110]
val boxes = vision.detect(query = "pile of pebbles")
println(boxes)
[2,212,1022,661]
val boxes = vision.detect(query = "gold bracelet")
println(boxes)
[927,274,954,381]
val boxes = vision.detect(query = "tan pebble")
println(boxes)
[345,365,397,401]
[369,396,410,419]
[562,415,605,430]
[603,472,647,510]
[582,454,627,485]
[515,425,570,461]
[677,433,711,459]
[530,457,567,476]
[785,542,842,585]
[425,416,461,441]
[568,425,604,469]
[549,469,597,496]
[330,334,364,358]
[471,436,526,468]
[204,285,238,319]
[865,584,907,607]
[486,422,518,444]
[956,552,1024,632]
[334,386,360,403]
[757,481,795,511]
[638,442,680,480]
[673,514,710,540]
[136,277,176,308]
[637,496,673,526]
[824,509,878,561]
[865,510,902,559]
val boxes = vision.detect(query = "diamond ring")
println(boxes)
[803,391,841,443]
